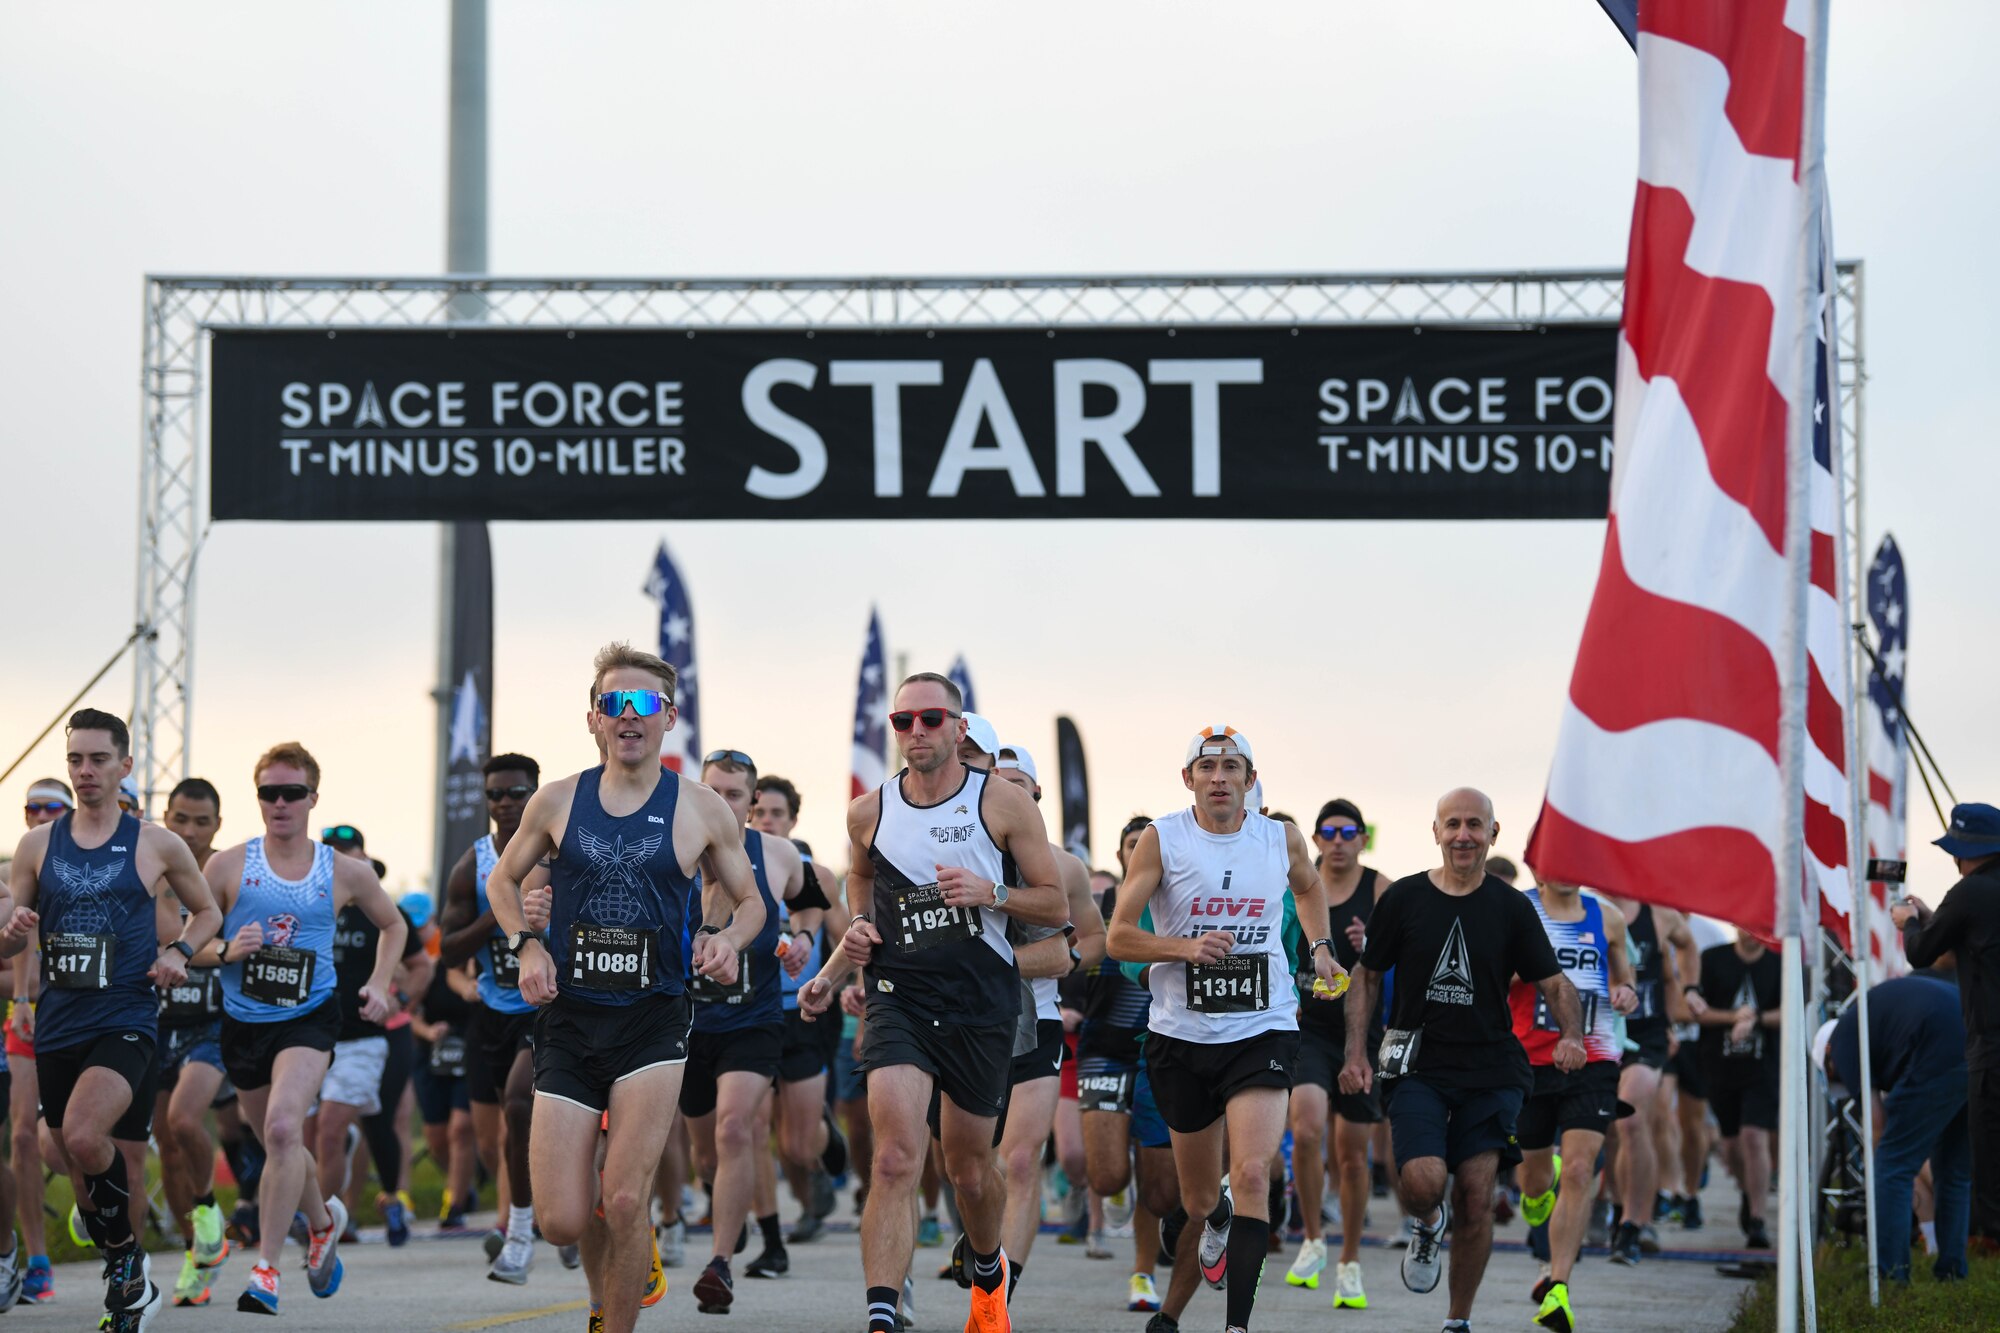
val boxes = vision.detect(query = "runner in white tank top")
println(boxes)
[1105,726,1344,1333]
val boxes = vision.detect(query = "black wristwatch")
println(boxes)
[1067,946,1084,974]
[505,931,539,956]
[166,939,195,962]
[1311,937,1335,959]
[694,924,724,939]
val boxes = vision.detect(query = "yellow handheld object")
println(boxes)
[1311,974,1351,1001]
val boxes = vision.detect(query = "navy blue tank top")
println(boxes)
[691,829,783,1033]
[35,813,162,1050]
[547,767,695,1005]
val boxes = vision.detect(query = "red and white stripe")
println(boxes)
[1526,1,1845,937]
[1863,664,1908,978]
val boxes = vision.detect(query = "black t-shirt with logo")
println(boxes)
[333,905,424,1042]
[1695,942,1782,1088]
[1359,872,1561,1092]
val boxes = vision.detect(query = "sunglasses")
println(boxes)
[485,785,534,802]
[258,784,313,804]
[1318,823,1363,842]
[889,708,960,733]
[25,801,70,815]
[702,749,755,770]
[597,689,671,718]
[321,824,360,843]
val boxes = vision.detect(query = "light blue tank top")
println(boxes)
[220,839,338,1022]
[473,834,536,1015]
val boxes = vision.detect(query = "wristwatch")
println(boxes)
[505,931,538,956]
[166,939,195,962]
[991,883,1011,908]
[1310,937,1335,959]
[694,924,724,939]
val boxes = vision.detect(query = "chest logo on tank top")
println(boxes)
[1426,918,1475,1006]
[266,913,302,947]
[50,858,121,935]
[575,829,664,927]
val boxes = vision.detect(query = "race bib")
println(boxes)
[687,951,753,1005]
[1534,990,1598,1034]
[1632,980,1660,1022]
[161,966,222,1020]
[568,924,656,991]
[886,882,982,955]
[1378,1027,1422,1080]
[1186,954,1268,1013]
[430,1033,468,1078]
[1076,1068,1136,1115]
[46,933,114,991]
[241,945,316,1007]
[485,938,522,990]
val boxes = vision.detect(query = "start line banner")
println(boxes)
[209,325,1617,522]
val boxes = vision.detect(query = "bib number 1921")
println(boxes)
[888,883,981,955]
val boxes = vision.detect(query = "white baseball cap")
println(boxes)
[962,712,999,757]
[1184,725,1254,768]
[1811,1018,1839,1073]
[996,744,1039,785]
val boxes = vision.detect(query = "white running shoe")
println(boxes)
[1400,1199,1448,1295]
[488,1234,533,1285]
[1389,1215,1417,1249]
[656,1218,686,1268]
[1285,1236,1327,1289]
[1198,1193,1232,1291]
[1102,1188,1135,1230]
[1333,1260,1367,1309]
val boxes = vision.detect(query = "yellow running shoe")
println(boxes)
[640,1230,667,1307]
[1535,1278,1577,1332]
[1521,1189,1557,1228]
[587,1303,605,1333]
[174,1250,213,1307]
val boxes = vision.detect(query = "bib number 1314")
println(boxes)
[1186,954,1268,1013]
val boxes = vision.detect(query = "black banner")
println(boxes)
[1056,716,1091,866]
[432,521,493,899]
[209,324,1617,522]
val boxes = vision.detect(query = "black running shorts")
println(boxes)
[1295,1028,1383,1124]
[678,1024,782,1119]
[467,1006,537,1106]
[1008,1018,1066,1088]
[1384,1074,1526,1171]
[779,1009,827,1083]
[1146,1028,1301,1135]
[532,993,692,1115]
[1516,1059,1622,1150]
[222,998,340,1094]
[1707,1065,1780,1137]
[860,997,1011,1122]
[39,1030,160,1141]
[1621,1021,1671,1071]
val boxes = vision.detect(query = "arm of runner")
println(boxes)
[147,825,221,986]
[1105,826,1230,966]
[487,784,564,1004]
[338,855,409,1025]
[1339,965,1382,1095]
[1062,851,1106,972]
[1538,973,1588,1070]
[943,778,1065,926]
[688,784,765,985]
[0,830,43,959]
[191,845,255,966]
[1602,899,1638,1014]
[436,847,491,968]
[838,793,884,970]
[1285,821,1344,990]
[797,933,860,1021]
[1658,907,1696,1023]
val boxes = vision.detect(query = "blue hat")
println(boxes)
[1934,803,2000,859]
[398,891,433,931]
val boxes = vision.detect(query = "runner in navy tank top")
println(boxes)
[194,740,407,1316]
[484,644,766,1333]
[2,708,220,1329]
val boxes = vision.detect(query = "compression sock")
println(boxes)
[507,1205,534,1242]
[78,1207,111,1249]
[758,1213,783,1250]
[970,1244,1004,1294]
[1223,1215,1270,1329]
[1007,1258,1023,1300]
[867,1284,899,1332]
[84,1153,136,1251]
[1209,1196,1234,1230]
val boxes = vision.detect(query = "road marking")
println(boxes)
[444,1299,591,1329]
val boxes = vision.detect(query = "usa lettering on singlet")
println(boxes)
[865,765,1016,1027]
[472,835,536,1016]
[219,839,338,1021]
[1144,808,1295,1045]
[688,829,782,1030]
[546,767,694,1005]
[1508,888,1621,1064]
[34,812,162,1049]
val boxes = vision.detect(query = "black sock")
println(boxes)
[78,1206,111,1250]
[84,1154,136,1252]
[1006,1258,1023,1300]
[1223,1215,1270,1329]
[194,1191,217,1210]
[867,1284,899,1332]
[758,1213,783,1250]
[970,1244,1004,1295]
[1208,1196,1233,1230]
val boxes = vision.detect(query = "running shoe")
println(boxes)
[438,1207,470,1235]
[1159,1206,1188,1264]
[105,1247,152,1312]
[1085,1229,1113,1260]
[692,1257,734,1313]
[942,1232,970,1288]
[1285,1236,1326,1289]
[1654,1191,1675,1222]
[811,1166,837,1223]
[1103,1188,1135,1231]
[1680,1195,1704,1231]
[1400,1199,1448,1295]
[1143,1313,1179,1333]
[1585,1198,1614,1248]
[1198,1194,1232,1290]
[305,1198,347,1299]
[641,1230,667,1306]
[1126,1271,1160,1312]
[1637,1223,1661,1254]
[106,1274,163,1333]
[821,1106,850,1178]
[70,1206,93,1248]
[587,1304,605,1333]
[965,1255,1009,1333]
[559,1242,582,1270]
[658,1216,686,1268]
[897,1273,917,1330]
[172,1251,211,1307]
[22,1257,53,1303]
[1534,1278,1576,1332]
[1332,1259,1368,1309]
[1744,1219,1772,1250]
[0,1240,19,1313]
[915,1215,943,1248]
[238,1263,280,1315]
[1521,1188,1557,1229]
[788,1212,825,1245]
[1389,1215,1416,1249]
[1532,1263,1555,1305]
[288,1212,309,1246]
[490,1233,534,1284]
[745,1243,789,1278]
[191,1202,228,1269]
[381,1194,410,1249]
[484,1228,506,1261]
[1609,1221,1641,1266]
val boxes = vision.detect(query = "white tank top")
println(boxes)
[1145,807,1297,1044]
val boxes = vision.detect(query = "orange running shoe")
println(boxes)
[964,1254,1011,1333]
[640,1229,666,1308]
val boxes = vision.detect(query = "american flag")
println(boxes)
[644,540,699,773]
[1862,536,1909,976]
[1527,1,1848,938]
[947,656,978,716]
[851,607,888,799]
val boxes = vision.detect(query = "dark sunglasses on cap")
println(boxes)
[321,823,362,845]
[702,749,755,770]
[257,784,313,804]
[24,801,69,814]
[889,708,960,732]
[485,785,534,802]
[1318,822,1364,842]
[597,689,671,718]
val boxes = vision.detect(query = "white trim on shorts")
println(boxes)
[614,1056,687,1082]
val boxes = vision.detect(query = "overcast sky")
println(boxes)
[1,1,1992,909]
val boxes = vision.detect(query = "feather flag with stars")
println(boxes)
[644,541,699,773]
